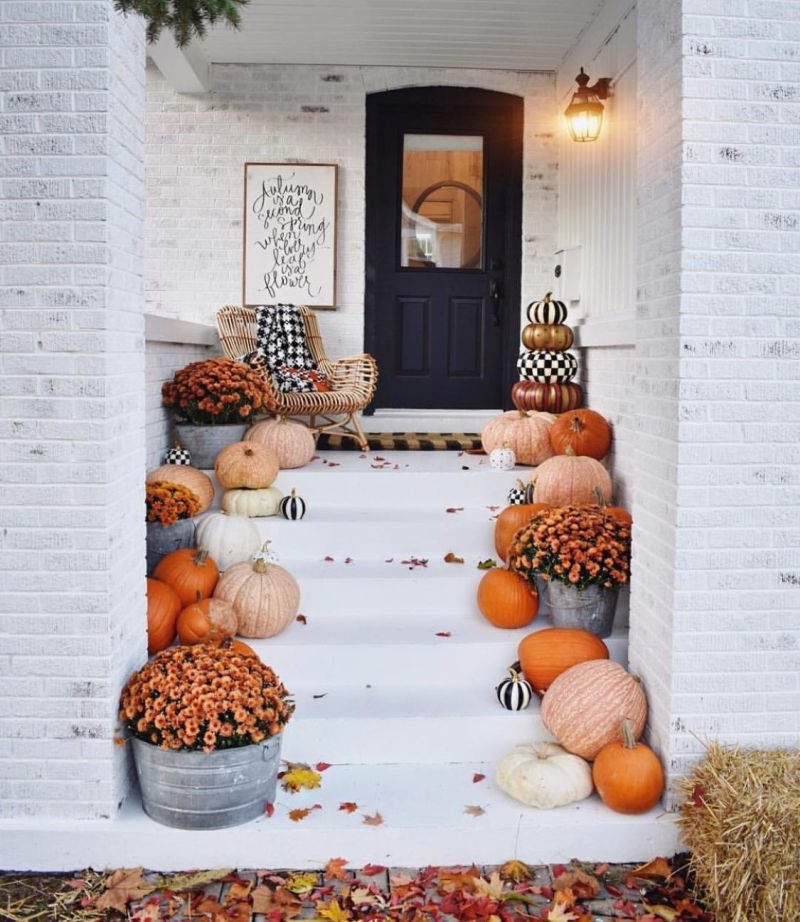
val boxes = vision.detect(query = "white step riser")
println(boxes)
[262,639,629,688]
[296,577,481,616]
[282,714,546,764]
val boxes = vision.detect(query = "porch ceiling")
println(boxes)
[188,0,607,71]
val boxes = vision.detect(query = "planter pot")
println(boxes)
[545,580,618,638]
[146,518,195,576]
[174,422,249,470]
[132,734,283,829]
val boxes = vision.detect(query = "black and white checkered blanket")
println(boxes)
[239,305,328,393]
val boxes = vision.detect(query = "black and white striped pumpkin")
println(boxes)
[526,292,568,325]
[517,349,578,384]
[279,488,306,520]
[164,442,192,466]
[496,665,533,711]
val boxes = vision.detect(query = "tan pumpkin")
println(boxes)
[213,543,300,638]
[481,410,554,466]
[222,487,283,518]
[477,568,538,629]
[541,660,648,760]
[176,598,238,645]
[494,503,551,560]
[245,417,315,469]
[521,323,574,351]
[518,627,609,694]
[215,441,279,489]
[146,465,214,513]
[529,450,612,506]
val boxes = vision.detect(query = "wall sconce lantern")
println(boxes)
[565,68,612,142]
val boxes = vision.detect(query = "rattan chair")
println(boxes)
[216,305,378,451]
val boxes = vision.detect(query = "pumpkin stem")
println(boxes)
[594,486,608,509]
[193,548,210,566]
[290,489,297,498]
[543,291,552,302]
[569,415,585,433]
[564,446,576,458]
[620,718,637,750]
[173,441,182,449]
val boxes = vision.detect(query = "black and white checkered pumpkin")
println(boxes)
[517,350,578,384]
[279,488,306,520]
[506,479,535,505]
[526,292,568,325]
[164,443,192,466]
[496,665,533,711]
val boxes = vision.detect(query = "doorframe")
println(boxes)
[364,86,523,412]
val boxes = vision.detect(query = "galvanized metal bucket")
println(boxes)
[173,421,249,470]
[544,580,618,638]
[145,518,195,576]
[132,735,282,829]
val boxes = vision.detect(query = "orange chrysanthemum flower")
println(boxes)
[162,358,265,426]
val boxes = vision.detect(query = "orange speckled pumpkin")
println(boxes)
[146,577,181,654]
[481,410,555,466]
[215,441,279,490]
[494,503,551,560]
[153,547,219,607]
[176,597,238,645]
[530,451,612,506]
[146,465,214,513]
[592,719,665,814]
[477,568,538,629]
[549,409,612,460]
[518,627,609,694]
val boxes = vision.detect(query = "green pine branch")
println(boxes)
[114,0,248,47]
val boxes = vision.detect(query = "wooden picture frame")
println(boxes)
[243,162,338,310]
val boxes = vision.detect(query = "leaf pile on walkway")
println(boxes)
[0,855,712,921]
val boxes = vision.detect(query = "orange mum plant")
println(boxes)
[119,643,294,752]
[162,358,265,425]
[509,505,631,591]
[146,481,201,526]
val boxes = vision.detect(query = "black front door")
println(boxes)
[366,87,522,410]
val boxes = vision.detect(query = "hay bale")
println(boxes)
[677,743,800,922]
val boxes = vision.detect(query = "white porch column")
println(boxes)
[631,0,800,801]
[0,1,147,819]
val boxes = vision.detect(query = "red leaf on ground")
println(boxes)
[463,805,485,817]
[361,864,387,876]
[339,802,358,813]
[344,557,354,564]
[296,614,308,625]
[289,804,322,822]
[446,507,464,513]
[594,863,609,876]
[315,762,332,772]
[324,556,334,562]
[435,631,451,637]
[265,802,275,818]
[692,784,706,807]
[472,773,486,783]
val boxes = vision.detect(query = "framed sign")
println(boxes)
[243,162,338,309]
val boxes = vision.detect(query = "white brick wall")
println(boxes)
[0,0,147,819]
[632,0,800,800]
[144,63,558,357]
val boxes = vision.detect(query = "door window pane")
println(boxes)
[401,134,484,270]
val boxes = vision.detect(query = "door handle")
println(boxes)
[490,279,502,327]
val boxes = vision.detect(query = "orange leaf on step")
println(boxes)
[95,868,157,913]
[224,880,253,904]
[362,811,384,826]
[251,885,303,918]
[553,870,600,900]
[324,857,350,881]
[463,805,486,817]
[360,864,386,876]
[444,552,465,564]
[289,804,322,822]
[632,857,673,880]
[339,802,358,813]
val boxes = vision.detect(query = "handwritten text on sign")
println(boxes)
[243,163,337,308]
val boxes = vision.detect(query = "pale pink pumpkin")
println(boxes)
[530,451,612,505]
[541,660,647,760]
[213,551,300,638]
[481,410,555,466]
[245,417,315,470]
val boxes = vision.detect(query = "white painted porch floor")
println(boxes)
[2,451,679,871]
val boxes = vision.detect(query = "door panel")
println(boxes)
[366,87,522,411]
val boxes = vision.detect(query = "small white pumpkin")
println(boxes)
[222,487,283,518]
[496,742,593,809]
[194,512,261,571]
[490,446,516,471]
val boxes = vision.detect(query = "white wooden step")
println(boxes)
[0,761,679,871]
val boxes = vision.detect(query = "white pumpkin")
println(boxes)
[496,742,593,809]
[222,487,283,518]
[195,512,261,571]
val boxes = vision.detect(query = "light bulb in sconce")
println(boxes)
[565,68,612,142]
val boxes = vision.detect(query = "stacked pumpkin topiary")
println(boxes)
[512,292,583,413]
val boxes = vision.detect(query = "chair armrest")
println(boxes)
[329,354,379,401]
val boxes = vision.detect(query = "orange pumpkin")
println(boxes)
[176,598,238,645]
[541,660,648,760]
[226,639,259,658]
[550,409,612,460]
[215,441,279,489]
[494,503,551,560]
[592,719,665,814]
[481,410,555,466]
[146,465,214,513]
[518,628,609,694]
[477,568,538,629]
[586,487,632,525]
[146,577,181,654]
[530,451,612,506]
[153,547,219,607]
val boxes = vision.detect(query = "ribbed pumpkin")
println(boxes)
[215,441,279,489]
[541,660,648,760]
[245,417,315,469]
[494,503,551,560]
[588,488,632,525]
[477,568,538,629]
[530,450,612,506]
[481,410,554,466]
[550,409,612,460]
[213,543,300,638]
[518,627,609,694]
[146,577,181,654]
[146,465,214,513]
[176,597,238,645]
[226,639,259,658]
[511,380,583,414]
[592,719,665,814]
[222,486,283,518]
[521,323,574,352]
[194,512,261,571]
[153,547,219,607]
